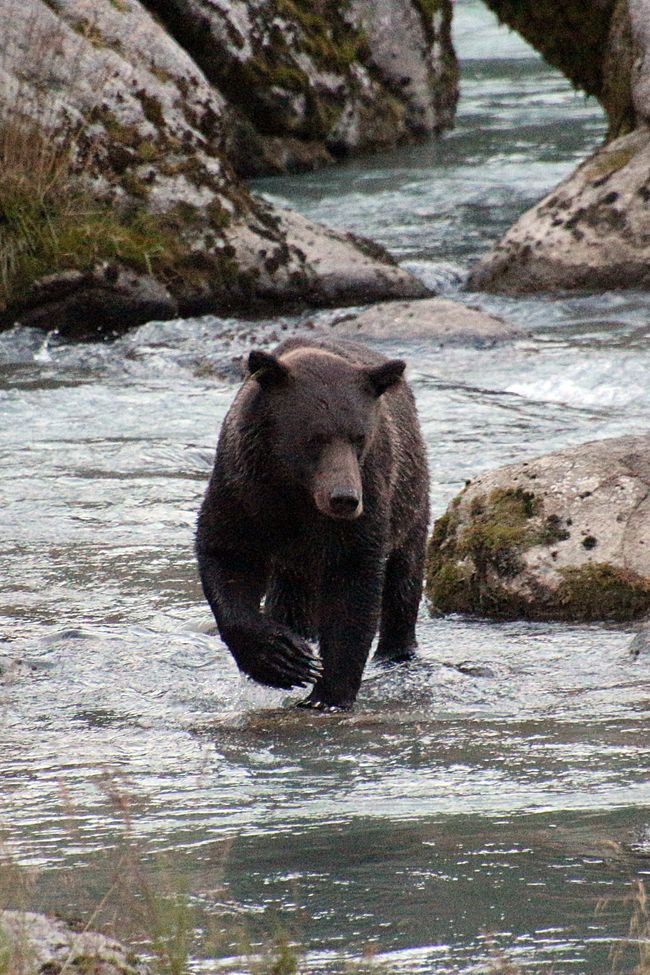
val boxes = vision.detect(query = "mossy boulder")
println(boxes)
[0,0,428,336]
[426,435,650,621]
[143,0,458,176]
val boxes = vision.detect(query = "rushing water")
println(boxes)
[2,2,650,972]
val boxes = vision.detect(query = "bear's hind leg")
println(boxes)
[265,570,318,642]
[375,528,426,662]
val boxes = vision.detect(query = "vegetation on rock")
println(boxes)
[426,468,650,622]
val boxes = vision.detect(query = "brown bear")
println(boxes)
[195,336,429,710]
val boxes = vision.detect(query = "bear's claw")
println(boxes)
[232,624,322,690]
[297,693,353,712]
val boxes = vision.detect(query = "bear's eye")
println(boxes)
[307,434,328,451]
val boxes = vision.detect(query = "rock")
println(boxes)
[0,655,39,684]
[0,0,429,336]
[468,0,650,294]
[629,622,650,657]
[349,0,458,137]
[229,207,430,311]
[426,434,650,621]
[15,267,178,340]
[468,129,650,293]
[145,0,458,176]
[328,297,521,344]
[0,911,151,975]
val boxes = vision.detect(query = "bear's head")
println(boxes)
[247,346,404,520]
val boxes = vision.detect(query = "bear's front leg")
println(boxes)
[197,544,321,690]
[300,543,384,710]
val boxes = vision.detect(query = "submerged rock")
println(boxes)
[426,435,650,621]
[0,655,39,684]
[0,0,428,337]
[629,622,650,657]
[0,911,150,975]
[329,297,522,345]
[468,0,650,293]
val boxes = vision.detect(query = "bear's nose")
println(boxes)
[329,489,361,518]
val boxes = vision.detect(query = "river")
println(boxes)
[1,2,650,972]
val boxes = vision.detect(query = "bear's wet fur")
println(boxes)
[196,336,430,710]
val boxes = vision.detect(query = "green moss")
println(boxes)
[427,561,474,615]
[426,484,650,621]
[238,56,308,95]
[121,172,151,198]
[557,563,650,622]
[584,143,638,181]
[73,19,109,48]
[135,140,160,162]
[171,200,202,225]
[96,110,141,149]
[150,65,174,84]
[414,0,442,20]
[206,198,232,229]
[456,487,540,577]
[137,91,166,129]
[425,487,574,618]
[275,0,366,72]
[211,0,368,140]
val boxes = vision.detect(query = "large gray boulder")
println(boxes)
[0,911,150,975]
[468,129,650,292]
[144,0,458,176]
[469,0,650,293]
[426,435,650,621]
[0,0,429,337]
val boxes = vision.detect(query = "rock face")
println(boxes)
[468,0,650,293]
[328,296,522,344]
[426,435,650,622]
[144,0,459,176]
[0,0,429,337]
[0,911,150,975]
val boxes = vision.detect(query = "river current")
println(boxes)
[2,3,650,973]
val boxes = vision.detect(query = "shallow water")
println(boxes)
[2,2,650,972]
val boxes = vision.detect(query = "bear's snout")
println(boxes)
[328,487,362,519]
[313,440,363,520]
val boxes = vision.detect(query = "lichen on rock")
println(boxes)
[468,128,650,293]
[426,435,650,622]
[0,911,151,975]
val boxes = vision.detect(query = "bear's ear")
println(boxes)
[364,359,406,397]
[248,350,290,389]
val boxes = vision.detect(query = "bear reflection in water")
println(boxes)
[196,337,429,711]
